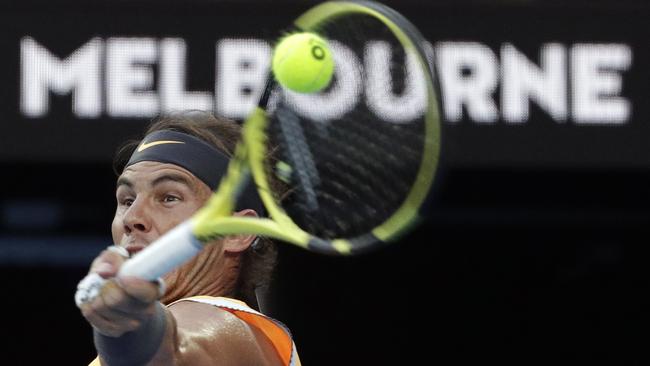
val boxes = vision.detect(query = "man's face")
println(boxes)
[111,161,212,256]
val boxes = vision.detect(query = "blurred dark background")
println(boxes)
[1,0,649,364]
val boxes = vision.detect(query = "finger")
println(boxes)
[80,295,142,337]
[106,245,130,258]
[89,247,128,278]
[117,276,161,305]
[82,301,141,330]
[82,306,141,337]
[99,279,155,313]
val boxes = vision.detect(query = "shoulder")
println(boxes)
[168,297,242,330]
[168,297,285,366]
[168,296,258,333]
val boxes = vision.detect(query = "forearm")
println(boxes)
[95,302,176,366]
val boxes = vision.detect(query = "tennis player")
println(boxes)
[78,111,301,365]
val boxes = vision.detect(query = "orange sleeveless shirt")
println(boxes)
[89,296,301,366]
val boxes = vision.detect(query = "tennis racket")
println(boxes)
[76,0,441,304]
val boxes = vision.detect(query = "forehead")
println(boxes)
[118,161,202,189]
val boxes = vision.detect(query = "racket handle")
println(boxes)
[119,220,204,280]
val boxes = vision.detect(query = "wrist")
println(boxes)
[94,302,167,366]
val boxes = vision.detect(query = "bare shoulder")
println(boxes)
[167,300,284,366]
[168,300,238,332]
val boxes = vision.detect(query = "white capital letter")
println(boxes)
[572,44,632,125]
[216,39,270,119]
[436,42,499,123]
[106,37,158,118]
[21,37,102,118]
[502,43,567,123]
[365,41,426,123]
[160,38,213,113]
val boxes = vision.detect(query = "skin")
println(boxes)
[79,161,283,365]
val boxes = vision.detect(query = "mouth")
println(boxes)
[125,245,147,257]
[123,242,147,257]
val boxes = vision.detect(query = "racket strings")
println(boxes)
[333,113,423,175]
[320,122,422,232]
[266,12,428,240]
[311,120,410,196]
[297,129,407,237]
[270,114,422,238]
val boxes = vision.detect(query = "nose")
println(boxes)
[122,198,152,234]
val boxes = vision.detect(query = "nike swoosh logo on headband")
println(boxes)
[137,140,185,152]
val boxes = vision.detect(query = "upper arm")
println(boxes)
[156,301,283,366]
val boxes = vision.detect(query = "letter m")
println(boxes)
[21,37,102,118]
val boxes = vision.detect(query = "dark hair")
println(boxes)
[113,111,278,310]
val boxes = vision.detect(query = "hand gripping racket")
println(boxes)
[76,0,441,305]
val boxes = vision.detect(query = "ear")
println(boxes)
[222,209,259,253]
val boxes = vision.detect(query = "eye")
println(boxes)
[121,198,134,207]
[163,195,180,203]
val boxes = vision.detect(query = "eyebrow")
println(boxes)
[151,173,195,191]
[116,176,133,189]
[116,173,196,192]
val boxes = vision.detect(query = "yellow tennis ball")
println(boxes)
[272,32,334,93]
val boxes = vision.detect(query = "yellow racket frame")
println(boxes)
[191,1,441,255]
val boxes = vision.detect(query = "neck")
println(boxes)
[159,244,241,304]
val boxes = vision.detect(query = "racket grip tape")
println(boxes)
[119,220,204,280]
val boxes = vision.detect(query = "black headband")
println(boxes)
[126,130,264,215]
